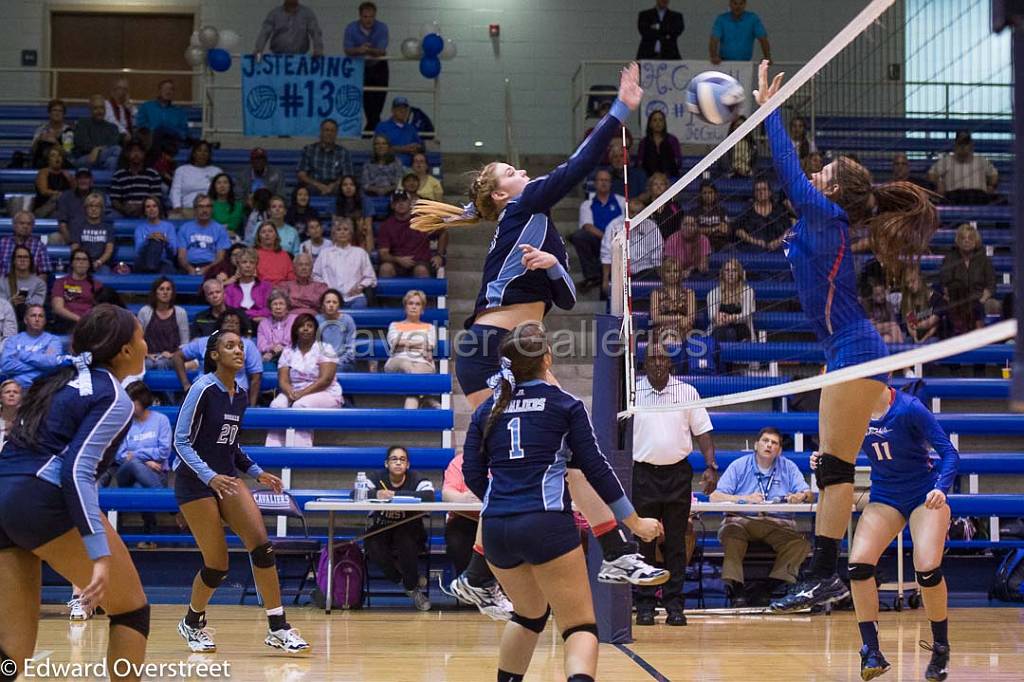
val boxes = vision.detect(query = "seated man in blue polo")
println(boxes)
[570,168,625,291]
[374,97,423,166]
[709,426,812,606]
[176,194,231,276]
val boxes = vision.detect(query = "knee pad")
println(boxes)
[510,606,550,634]
[0,645,15,682]
[916,567,943,587]
[561,622,598,642]
[567,676,595,682]
[109,603,151,639]
[199,565,229,588]
[250,541,276,569]
[848,562,876,582]
[816,453,856,488]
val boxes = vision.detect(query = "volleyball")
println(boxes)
[685,71,745,126]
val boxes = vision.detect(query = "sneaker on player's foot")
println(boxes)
[178,617,216,653]
[769,574,849,613]
[920,641,950,681]
[597,553,669,586]
[445,574,513,621]
[265,627,311,654]
[860,646,891,680]
[67,596,91,621]
[406,589,432,611]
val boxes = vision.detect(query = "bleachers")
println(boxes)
[93,274,446,297]
[144,370,451,395]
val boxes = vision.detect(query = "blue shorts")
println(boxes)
[455,324,511,395]
[174,468,222,505]
[824,318,889,384]
[482,511,581,569]
[869,475,938,520]
[0,475,76,551]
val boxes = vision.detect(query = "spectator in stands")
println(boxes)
[236,147,284,201]
[344,2,390,131]
[0,298,16,347]
[137,276,189,370]
[572,169,625,291]
[787,115,815,160]
[401,172,421,198]
[285,185,316,236]
[50,249,103,333]
[710,0,771,63]
[0,246,47,324]
[225,248,273,323]
[411,152,443,202]
[32,147,73,218]
[0,380,22,451]
[133,196,179,274]
[0,211,52,276]
[170,141,222,218]
[802,151,823,178]
[335,175,375,251]
[361,136,406,203]
[205,242,245,286]
[258,290,296,363]
[175,310,262,405]
[650,257,695,344]
[928,130,999,205]
[149,137,178,191]
[583,101,634,166]
[442,451,482,577]
[254,0,324,58]
[72,95,123,171]
[282,252,326,315]
[601,199,664,298]
[316,289,357,373]
[862,283,905,344]
[639,110,680,178]
[110,140,162,218]
[176,194,230,275]
[636,0,684,60]
[734,177,792,251]
[104,77,135,137]
[135,79,189,147]
[112,381,171,543]
[940,223,1000,333]
[260,194,301,256]
[192,278,253,338]
[375,97,423,166]
[0,304,61,387]
[694,180,731,251]
[298,216,328,259]
[244,188,274,244]
[298,118,352,196]
[54,168,94,244]
[30,99,73,169]
[605,138,647,198]
[254,222,295,285]
[379,190,445,279]
[901,267,942,344]
[710,426,811,607]
[645,172,683,239]
[313,218,376,308]
[67,192,115,273]
[366,446,434,611]
[707,258,755,343]
[663,215,710,278]
[725,115,755,177]
[384,290,438,409]
[210,173,245,237]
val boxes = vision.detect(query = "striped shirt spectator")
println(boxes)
[297,120,352,194]
[0,212,52,275]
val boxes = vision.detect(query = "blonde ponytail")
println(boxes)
[410,162,503,233]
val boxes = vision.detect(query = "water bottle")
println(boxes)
[353,472,369,502]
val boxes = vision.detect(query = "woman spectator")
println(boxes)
[726,115,755,177]
[662,215,710,278]
[901,268,942,344]
[645,173,683,239]
[30,99,73,169]
[265,313,343,447]
[940,223,1000,334]
[361,135,406,200]
[402,172,421,198]
[285,185,316,237]
[133,195,179,273]
[298,216,328,259]
[801,150,824,178]
[244,188,274,244]
[253,194,300,256]
[734,177,792,252]
[137,276,190,370]
[411,152,444,202]
[209,172,244,237]
[113,381,172,544]
[149,138,178,191]
[335,175,375,251]
[70,192,115,274]
[257,290,296,363]
[0,246,47,324]
[788,115,816,159]
[50,248,102,333]
[33,147,73,217]
[638,110,681,178]
[170,140,222,217]
[649,257,695,345]
[317,289,357,374]
[694,180,731,251]
[707,258,756,343]
[862,283,905,344]
[254,221,295,285]
[0,380,22,451]
[203,242,245,285]
[225,248,272,323]
[281,252,327,316]
[384,290,438,409]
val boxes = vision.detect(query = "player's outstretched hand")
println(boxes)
[924,489,947,509]
[618,62,643,111]
[753,59,784,106]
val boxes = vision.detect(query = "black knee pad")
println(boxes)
[561,622,598,642]
[250,541,276,569]
[510,606,550,634]
[916,567,943,587]
[567,675,595,682]
[848,562,876,582]
[109,603,151,639]
[817,453,856,488]
[199,565,229,588]
[0,644,16,682]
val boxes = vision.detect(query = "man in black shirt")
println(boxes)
[191,278,253,338]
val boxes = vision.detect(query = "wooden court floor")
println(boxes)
[33,605,1024,681]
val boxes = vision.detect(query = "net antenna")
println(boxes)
[617,125,637,407]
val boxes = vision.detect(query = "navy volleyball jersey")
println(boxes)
[0,369,132,559]
[861,389,959,493]
[173,373,262,484]
[465,99,632,329]
[462,380,634,520]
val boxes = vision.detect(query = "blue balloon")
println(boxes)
[419,56,441,79]
[207,48,232,73]
[422,33,444,58]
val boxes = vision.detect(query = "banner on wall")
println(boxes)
[241,54,364,137]
[639,60,754,145]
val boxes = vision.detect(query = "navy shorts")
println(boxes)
[0,475,76,552]
[455,324,511,395]
[825,319,890,384]
[174,468,221,505]
[869,475,938,520]
[482,511,581,569]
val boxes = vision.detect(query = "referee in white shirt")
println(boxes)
[631,344,718,626]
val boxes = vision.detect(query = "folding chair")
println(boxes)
[240,489,321,605]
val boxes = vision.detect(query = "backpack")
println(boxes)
[314,542,365,609]
[991,549,1024,602]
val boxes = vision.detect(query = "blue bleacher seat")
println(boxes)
[151,406,453,431]
[144,370,451,395]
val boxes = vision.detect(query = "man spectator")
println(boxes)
[192,278,253,338]
[104,77,136,137]
[176,194,230,276]
[68,192,115,273]
[709,427,812,606]
[571,169,625,291]
[110,140,162,217]
[135,79,190,147]
[606,139,647,198]
[632,343,718,626]
[601,199,664,296]
[344,2,390,131]
[297,119,352,196]
[663,215,711,278]
[441,451,482,577]
[0,211,52,275]
[378,190,446,278]
[710,0,771,64]
[312,218,377,308]
[254,0,324,58]
[54,169,95,245]
[375,97,423,166]
[890,152,928,188]
[637,0,685,60]
[72,94,123,171]
[927,131,999,205]
[236,147,284,201]
[279,252,326,316]
[0,305,62,388]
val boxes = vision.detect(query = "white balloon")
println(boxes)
[189,31,202,48]
[400,37,422,60]
[420,20,441,38]
[184,46,207,67]
[440,37,457,60]
[217,28,240,52]
[198,25,220,50]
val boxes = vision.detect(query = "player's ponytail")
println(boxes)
[481,322,550,444]
[410,163,502,233]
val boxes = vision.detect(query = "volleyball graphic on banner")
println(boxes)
[246,85,278,120]
[335,85,363,119]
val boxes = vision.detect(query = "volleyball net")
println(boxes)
[612,0,1017,417]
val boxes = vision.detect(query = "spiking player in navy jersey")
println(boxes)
[462,323,663,682]
[755,62,939,614]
